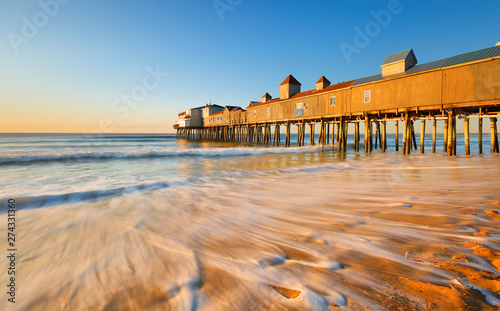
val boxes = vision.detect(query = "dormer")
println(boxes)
[381,49,417,77]
[262,92,272,103]
[279,75,301,100]
[315,76,331,91]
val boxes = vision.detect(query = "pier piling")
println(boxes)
[464,116,470,155]
[420,119,426,154]
[310,123,315,146]
[492,117,499,153]
[395,120,399,151]
[432,118,436,153]
[355,121,360,152]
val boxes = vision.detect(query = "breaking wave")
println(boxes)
[0,146,328,165]
[1,178,189,210]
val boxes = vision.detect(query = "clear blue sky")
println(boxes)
[1,0,499,133]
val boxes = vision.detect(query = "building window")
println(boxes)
[329,96,336,106]
[364,90,371,104]
[295,102,304,117]
[193,110,198,115]
[254,110,257,116]
[267,107,270,116]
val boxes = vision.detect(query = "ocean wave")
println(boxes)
[0,178,189,210]
[0,146,328,165]
[0,139,176,145]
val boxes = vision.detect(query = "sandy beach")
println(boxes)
[2,148,499,310]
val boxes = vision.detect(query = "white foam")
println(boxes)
[0,146,327,165]
[3,178,190,209]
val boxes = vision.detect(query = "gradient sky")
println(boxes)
[1,0,499,133]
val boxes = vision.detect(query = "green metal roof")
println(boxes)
[381,49,416,65]
[443,45,500,67]
[354,45,500,87]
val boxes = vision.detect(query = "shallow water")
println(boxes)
[1,134,499,310]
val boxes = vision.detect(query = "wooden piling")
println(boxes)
[496,118,500,153]
[319,119,324,146]
[364,117,369,153]
[377,121,383,149]
[284,122,288,147]
[324,121,328,146]
[464,116,470,155]
[285,121,291,147]
[338,118,343,153]
[382,121,387,152]
[343,121,348,151]
[432,118,436,153]
[395,120,399,151]
[318,122,322,146]
[410,120,417,150]
[267,124,270,144]
[297,123,301,146]
[332,122,336,146]
[447,111,454,156]
[277,124,281,145]
[262,125,266,144]
[326,123,330,145]
[403,114,409,154]
[310,123,315,146]
[324,121,327,146]
[368,119,373,152]
[478,117,483,154]
[420,119,426,154]
[492,118,499,153]
[444,118,448,152]
[336,123,340,143]
[452,114,457,156]
[374,121,379,149]
[355,121,360,152]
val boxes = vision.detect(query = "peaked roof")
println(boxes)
[247,98,280,108]
[262,92,272,98]
[247,80,355,109]
[223,105,239,111]
[316,76,331,84]
[381,49,416,66]
[279,75,301,86]
[289,80,355,99]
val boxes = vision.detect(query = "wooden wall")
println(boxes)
[350,70,442,114]
[443,58,500,104]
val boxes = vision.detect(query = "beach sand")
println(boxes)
[1,154,500,310]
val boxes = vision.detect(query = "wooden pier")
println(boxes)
[176,113,500,156]
[175,45,500,156]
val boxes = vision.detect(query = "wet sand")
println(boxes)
[1,154,500,310]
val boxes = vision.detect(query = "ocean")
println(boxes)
[1,133,500,310]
